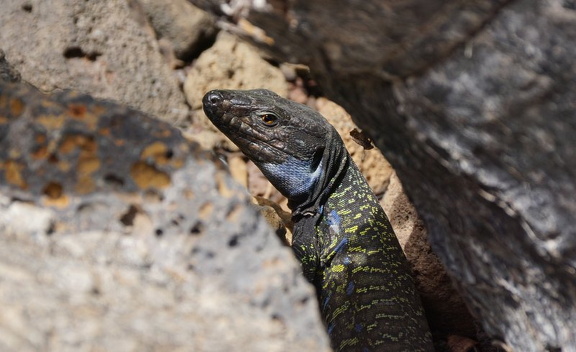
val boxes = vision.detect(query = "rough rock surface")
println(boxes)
[0,79,331,351]
[0,0,188,123]
[188,0,576,351]
[184,32,287,112]
[138,0,217,61]
[0,51,20,83]
[316,97,393,196]
[383,173,477,341]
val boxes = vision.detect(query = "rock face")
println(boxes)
[382,173,477,341]
[188,0,576,351]
[138,0,217,61]
[0,77,331,351]
[184,31,288,111]
[0,0,188,123]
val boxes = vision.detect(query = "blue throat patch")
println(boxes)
[260,155,323,201]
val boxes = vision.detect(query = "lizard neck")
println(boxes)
[287,135,350,219]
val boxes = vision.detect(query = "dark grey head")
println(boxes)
[203,89,330,162]
[203,89,347,211]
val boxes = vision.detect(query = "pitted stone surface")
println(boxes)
[0,0,188,123]
[0,80,330,351]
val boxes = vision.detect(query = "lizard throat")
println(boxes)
[259,154,324,203]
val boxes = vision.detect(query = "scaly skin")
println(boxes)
[203,89,433,351]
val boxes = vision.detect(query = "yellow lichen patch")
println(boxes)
[37,114,65,130]
[42,182,69,208]
[43,196,70,208]
[42,181,68,204]
[10,97,24,117]
[130,161,170,189]
[32,133,49,160]
[75,175,95,194]
[178,142,190,153]
[58,137,76,154]
[32,145,49,160]
[216,173,235,198]
[153,128,172,138]
[0,95,7,110]
[66,103,99,130]
[93,104,106,115]
[168,158,184,169]
[35,133,47,144]
[8,149,21,159]
[67,103,87,119]
[43,181,63,198]
[59,135,97,154]
[57,160,71,172]
[98,127,110,136]
[78,156,100,175]
[1,160,28,189]
[141,141,169,163]
[199,202,214,219]
[39,98,59,110]
[0,115,8,124]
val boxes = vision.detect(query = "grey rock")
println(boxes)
[0,50,21,83]
[0,0,188,124]
[138,0,217,61]
[0,79,331,352]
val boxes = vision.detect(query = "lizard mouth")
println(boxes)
[202,90,232,123]
[203,90,252,123]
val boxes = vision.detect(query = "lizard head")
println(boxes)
[203,89,345,207]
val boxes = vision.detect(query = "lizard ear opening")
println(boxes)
[310,147,324,172]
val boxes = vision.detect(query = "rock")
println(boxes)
[0,80,331,351]
[383,172,477,342]
[316,97,393,196]
[184,31,287,111]
[0,50,21,83]
[0,0,188,124]
[188,0,576,350]
[137,0,217,61]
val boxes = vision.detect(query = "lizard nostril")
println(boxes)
[204,91,222,106]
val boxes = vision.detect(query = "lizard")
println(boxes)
[202,89,434,352]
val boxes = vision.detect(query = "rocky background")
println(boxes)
[188,1,576,352]
[0,1,517,351]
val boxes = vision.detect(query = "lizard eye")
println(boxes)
[259,113,279,127]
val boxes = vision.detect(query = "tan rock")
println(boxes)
[138,0,216,61]
[227,154,249,188]
[184,32,288,111]
[0,0,188,124]
[316,97,393,195]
